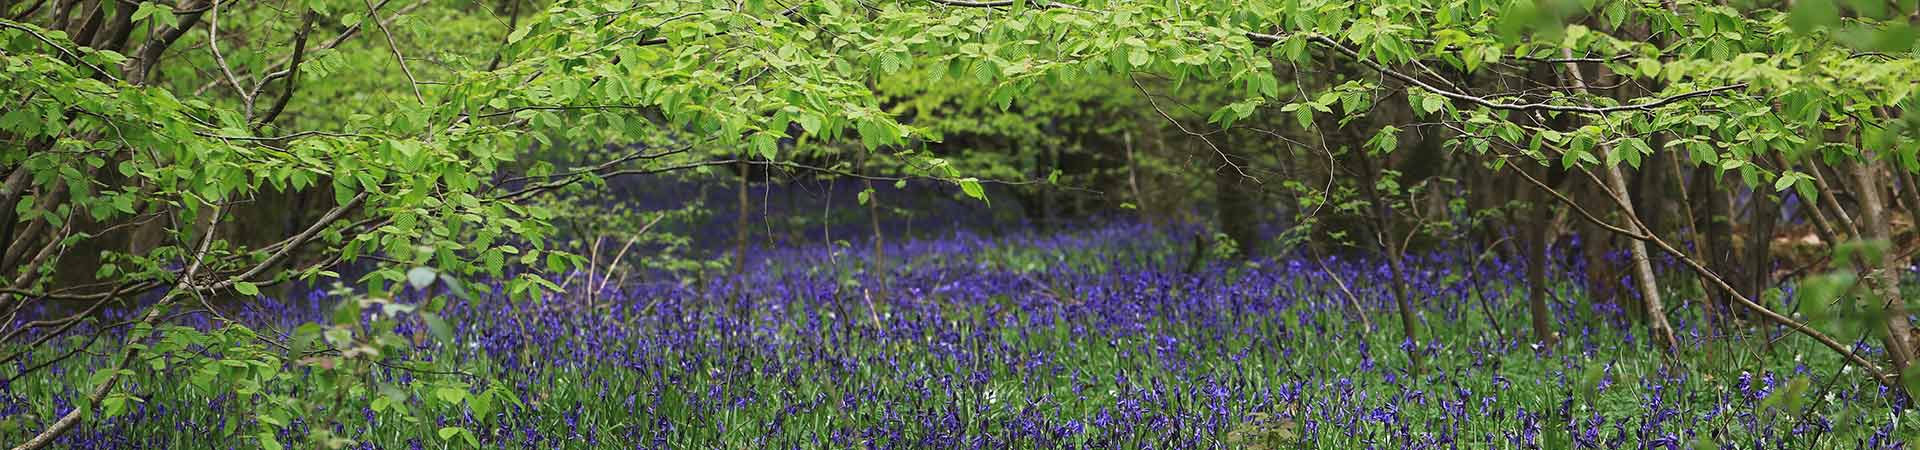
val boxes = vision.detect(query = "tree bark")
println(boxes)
[1747,186,1778,352]
[1607,163,1679,351]
[1811,161,1862,238]
[1559,51,1677,352]
[1850,158,1917,385]
[1357,149,1423,371]
[1706,176,1737,321]
[1214,145,1258,259]
[734,160,749,313]
[864,178,887,302]
[1671,155,1724,341]
[1525,178,1558,348]
[0,166,27,266]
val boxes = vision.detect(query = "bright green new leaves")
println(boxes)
[130,2,179,28]
[958,178,987,202]
[8,0,1920,445]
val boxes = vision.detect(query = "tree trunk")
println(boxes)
[1215,169,1258,258]
[1525,180,1558,348]
[1607,164,1679,351]
[1358,149,1423,371]
[1632,150,1667,243]
[1811,161,1861,238]
[734,160,750,315]
[0,167,27,268]
[1559,51,1677,352]
[1673,156,1723,341]
[865,178,888,302]
[1747,186,1778,352]
[1706,178,1737,321]
[1850,158,1916,387]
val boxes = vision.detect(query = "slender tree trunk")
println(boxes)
[1124,130,1148,222]
[734,161,749,314]
[68,0,102,45]
[1747,187,1777,352]
[1214,135,1257,259]
[1559,52,1677,352]
[1632,151,1668,244]
[1608,164,1679,351]
[1214,172,1258,258]
[1358,150,1423,371]
[1673,155,1723,342]
[1581,223,1621,319]
[1775,155,1842,248]
[0,167,27,266]
[1898,170,1920,239]
[1850,158,1917,385]
[1525,181,1558,348]
[1811,162,1862,238]
[865,178,887,302]
[1706,178,1737,321]
[88,0,133,52]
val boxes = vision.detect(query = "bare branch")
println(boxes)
[251,10,318,127]
[363,0,426,104]
[206,0,253,115]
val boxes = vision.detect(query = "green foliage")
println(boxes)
[7,0,1920,444]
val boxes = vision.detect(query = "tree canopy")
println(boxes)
[4,0,1920,447]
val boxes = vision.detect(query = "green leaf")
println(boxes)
[1905,364,1920,404]
[131,2,156,21]
[436,386,467,405]
[1795,178,1819,206]
[331,297,365,325]
[444,276,474,303]
[958,178,986,202]
[133,2,177,27]
[752,133,778,160]
[260,433,284,450]
[1790,0,1839,32]
[991,86,1015,111]
[1619,138,1651,169]
[102,395,128,418]
[407,267,438,290]
[421,312,454,343]
[1128,48,1151,67]
[470,388,497,417]
[1421,94,1446,115]
[1635,59,1660,79]
[795,114,822,134]
[234,282,259,296]
[1774,171,1803,192]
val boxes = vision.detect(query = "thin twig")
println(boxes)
[363,0,426,104]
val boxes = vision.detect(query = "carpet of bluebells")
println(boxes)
[3,219,1916,449]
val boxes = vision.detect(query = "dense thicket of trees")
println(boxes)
[4,0,1920,447]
